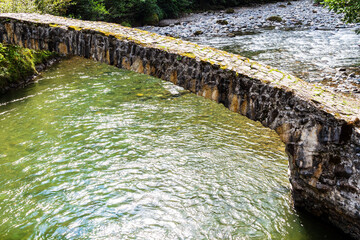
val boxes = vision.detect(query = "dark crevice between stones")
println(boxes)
[340,123,353,143]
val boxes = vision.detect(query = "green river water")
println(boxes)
[0,57,346,239]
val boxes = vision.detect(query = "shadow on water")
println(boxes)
[0,59,64,106]
[295,208,353,240]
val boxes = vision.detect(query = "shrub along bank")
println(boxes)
[1,0,359,26]
[0,43,58,92]
[0,0,283,26]
[67,0,283,26]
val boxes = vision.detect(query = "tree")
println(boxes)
[322,0,360,23]
[157,0,192,18]
[67,0,108,20]
[104,0,160,24]
[0,0,72,15]
[0,0,38,13]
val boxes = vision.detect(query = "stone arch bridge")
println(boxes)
[0,13,359,239]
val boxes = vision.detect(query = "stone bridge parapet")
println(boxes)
[0,13,359,239]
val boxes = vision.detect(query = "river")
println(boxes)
[190,28,360,83]
[0,57,348,239]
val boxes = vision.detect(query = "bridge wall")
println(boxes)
[0,15,360,238]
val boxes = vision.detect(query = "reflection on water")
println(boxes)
[0,57,346,239]
[192,28,360,81]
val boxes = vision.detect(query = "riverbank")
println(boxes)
[142,0,358,38]
[140,0,360,97]
[0,43,59,94]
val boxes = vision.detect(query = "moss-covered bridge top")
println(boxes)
[1,13,359,124]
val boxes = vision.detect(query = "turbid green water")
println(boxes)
[0,57,345,239]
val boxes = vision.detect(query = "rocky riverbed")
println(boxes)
[140,0,360,97]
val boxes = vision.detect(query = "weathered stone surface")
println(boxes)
[0,13,359,239]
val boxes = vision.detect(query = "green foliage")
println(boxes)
[120,21,132,27]
[66,0,108,20]
[0,43,57,87]
[156,0,192,18]
[67,0,188,25]
[35,0,73,15]
[0,0,72,14]
[144,13,160,25]
[67,0,278,25]
[0,0,38,13]
[0,0,285,25]
[105,0,161,24]
[321,0,360,23]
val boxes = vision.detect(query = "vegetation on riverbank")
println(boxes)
[0,0,70,15]
[66,0,283,25]
[321,0,359,24]
[0,43,58,89]
[0,0,286,26]
[0,0,359,26]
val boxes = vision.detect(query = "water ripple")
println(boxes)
[0,57,346,239]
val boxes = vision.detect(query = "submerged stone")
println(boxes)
[216,19,229,25]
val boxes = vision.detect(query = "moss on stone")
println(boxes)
[0,43,58,89]
[97,29,113,37]
[49,23,59,28]
[266,16,283,22]
[194,30,203,36]
[225,8,235,14]
[68,25,82,31]
[182,52,196,59]
[144,13,159,26]
[216,19,229,25]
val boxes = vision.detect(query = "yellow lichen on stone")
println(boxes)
[68,25,82,31]
[220,65,228,70]
[96,29,112,37]
[182,52,196,59]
